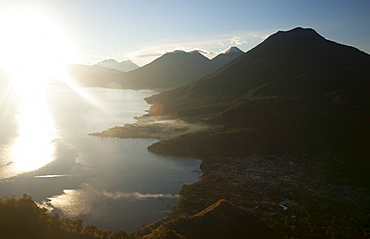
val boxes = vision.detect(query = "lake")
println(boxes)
[0,81,202,232]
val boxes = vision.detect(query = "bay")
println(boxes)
[0,82,201,232]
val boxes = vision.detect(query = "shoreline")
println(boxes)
[91,113,370,238]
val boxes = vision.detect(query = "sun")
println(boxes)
[0,9,72,84]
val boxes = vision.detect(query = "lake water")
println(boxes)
[0,81,202,232]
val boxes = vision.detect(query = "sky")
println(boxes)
[0,0,369,67]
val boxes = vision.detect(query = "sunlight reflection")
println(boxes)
[59,70,107,111]
[10,87,57,173]
[48,183,179,218]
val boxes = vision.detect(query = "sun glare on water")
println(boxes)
[0,9,108,177]
[0,9,73,176]
[10,87,57,173]
[0,9,72,84]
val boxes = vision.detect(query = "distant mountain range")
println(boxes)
[146,27,370,156]
[96,59,139,72]
[64,64,125,88]
[121,47,244,91]
[66,47,244,91]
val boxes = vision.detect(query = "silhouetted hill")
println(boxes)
[121,50,216,91]
[96,59,139,72]
[147,27,370,156]
[142,199,270,239]
[0,195,128,239]
[64,64,126,88]
[120,48,244,91]
[65,48,244,91]
[211,46,244,69]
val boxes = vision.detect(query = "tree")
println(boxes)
[110,230,128,239]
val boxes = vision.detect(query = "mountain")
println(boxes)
[120,50,216,91]
[211,46,244,68]
[146,27,370,156]
[120,47,244,91]
[142,199,270,239]
[96,59,139,72]
[65,47,244,91]
[64,64,126,88]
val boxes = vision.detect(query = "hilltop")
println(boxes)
[96,59,139,72]
[140,199,270,239]
[146,27,370,156]
[211,46,244,69]
[120,48,243,91]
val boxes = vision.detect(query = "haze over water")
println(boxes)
[0,81,202,232]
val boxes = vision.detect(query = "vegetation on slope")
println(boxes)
[0,195,128,239]
[142,199,271,239]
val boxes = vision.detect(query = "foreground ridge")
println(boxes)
[142,199,270,239]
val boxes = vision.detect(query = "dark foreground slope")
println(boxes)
[141,199,270,239]
[147,27,370,156]
[0,195,128,239]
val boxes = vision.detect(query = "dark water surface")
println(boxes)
[0,83,201,232]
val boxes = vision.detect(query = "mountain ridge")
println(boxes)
[211,46,244,69]
[65,47,245,91]
[141,199,270,239]
[146,27,370,155]
[96,59,139,72]
[146,27,370,113]
[120,47,244,91]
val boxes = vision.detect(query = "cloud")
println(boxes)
[164,47,216,55]
[261,34,269,40]
[129,48,164,59]
[104,54,116,60]
[195,48,217,55]
[124,30,275,65]
[126,44,220,66]
[230,36,247,45]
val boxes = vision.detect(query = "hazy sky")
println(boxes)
[0,0,369,66]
